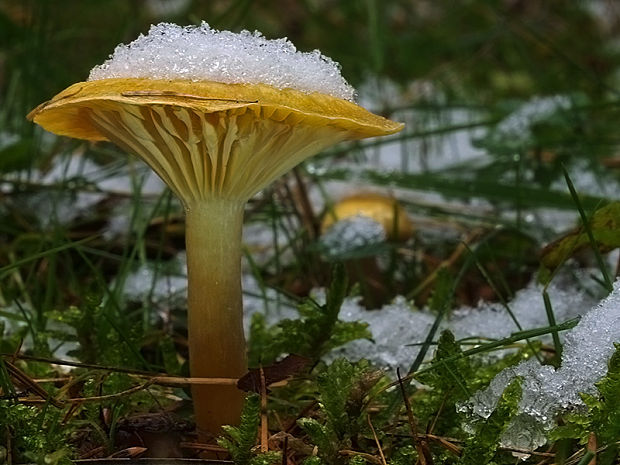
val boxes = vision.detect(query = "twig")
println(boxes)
[4,360,63,408]
[396,368,428,464]
[1,352,158,376]
[259,365,269,453]
[586,433,597,465]
[366,415,387,465]
[150,376,238,386]
[20,380,156,404]
[408,228,484,299]
[32,377,71,383]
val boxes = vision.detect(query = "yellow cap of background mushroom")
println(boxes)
[322,193,413,242]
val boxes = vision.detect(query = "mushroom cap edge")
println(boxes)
[28,78,404,142]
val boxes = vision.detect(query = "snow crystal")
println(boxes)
[486,95,572,149]
[330,296,437,369]
[88,22,355,101]
[449,278,593,340]
[122,256,188,311]
[320,215,387,259]
[459,280,620,450]
[329,274,596,373]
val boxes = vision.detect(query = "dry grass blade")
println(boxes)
[396,367,427,464]
[366,414,387,465]
[587,433,597,465]
[4,360,64,408]
[260,365,269,453]
[426,433,461,456]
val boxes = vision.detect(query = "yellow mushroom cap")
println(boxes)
[28,78,403,204]
[322,193,414,242]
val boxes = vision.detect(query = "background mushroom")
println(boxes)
[320,193,413,308]
[321,192,414,242]
[28,23,403,438]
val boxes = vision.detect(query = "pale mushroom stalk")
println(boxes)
[29,75,402,437]
[185,199,246,433]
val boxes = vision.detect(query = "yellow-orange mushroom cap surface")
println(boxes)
[28,78,402,204]
[322,193,414,242]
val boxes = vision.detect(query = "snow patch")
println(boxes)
[460,280,620,450]
[89,22,355,101]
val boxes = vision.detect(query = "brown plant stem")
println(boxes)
[185,199,247,438]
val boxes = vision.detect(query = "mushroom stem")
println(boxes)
[185,198,247,438]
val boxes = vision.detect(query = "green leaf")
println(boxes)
[318,359,356,439]
[458,378,522,465]
[427,267,455,313]
[389,445,417,465]
[248,451,282,465]
[348,454,368,465]
[297,417,335,458]
[592,344,620,445]
[327,321,372,350]
[217,394,261,465]
[417,330,472,399]
[540,201,620,277]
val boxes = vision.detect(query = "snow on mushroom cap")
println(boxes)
[88,22,356,102]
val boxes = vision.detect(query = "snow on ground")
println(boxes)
[329,270,599,372]
[459,279,620,451]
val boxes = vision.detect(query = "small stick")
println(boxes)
[397,368,429,464]
[428,396,446,435]
[587,433,597,465]
[32,377,71,383]
[408,228,484,299]
[281,436,288,465]
[259,365,269,453]
[426,433,461,456]
[366,415,387,465]
[150,375,238,386]
[3,351,232,385]
[20,380,155,404]
[4,360,63,408]
[1,352,159,376]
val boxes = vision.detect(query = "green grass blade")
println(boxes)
[562,165,613,292]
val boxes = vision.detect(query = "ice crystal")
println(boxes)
[460,280,620,450]
[89,22,355,101]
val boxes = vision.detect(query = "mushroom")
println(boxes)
[27,24,403,438]
[322,192,414,241]
[320,193,413,308]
